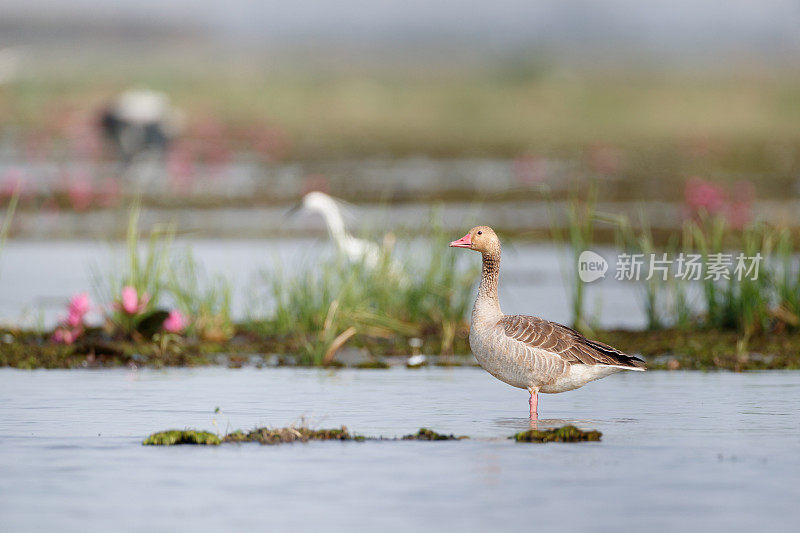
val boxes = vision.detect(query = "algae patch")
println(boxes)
[513,425,602,443]
[143,430,221,446]
[222,426,363,445]
[142,426,470,446]
[142,425,601,446]
[402,428,466,441]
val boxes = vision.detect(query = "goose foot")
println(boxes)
[528,387,539,420]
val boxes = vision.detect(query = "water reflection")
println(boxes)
[493,417,601,432]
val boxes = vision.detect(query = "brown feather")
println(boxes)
[497,315,646,369]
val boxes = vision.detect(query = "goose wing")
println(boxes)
[496,315,646,369]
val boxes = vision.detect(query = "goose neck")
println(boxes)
[476,250,502,315]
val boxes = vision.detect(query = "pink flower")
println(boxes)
[119,286,150,315]
[53,328,67,344]
[53,293,91,343]
[65,171,94,212]
[684,178,755,228]
[66,309,83,327]
[68,293,91,319]
[53,326,81,345]
[163,310,188,333]
[685,177,726,214]
[66,293,90,327]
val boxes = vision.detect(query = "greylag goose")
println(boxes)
[450,226,645,419]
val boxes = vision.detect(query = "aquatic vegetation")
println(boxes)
[222,426,360,445]
[513,425,602,443]
[772,229,800,331]
[549,183,600,333]
[0,185,19,265]
[52,293,92,345]
[684,178,754,229]
[7,323,800,371]
[167,250,233,342]
[401,428,466,441]
[143,430,221,446]
[97,204,175,338]
[141,426,606,446]
[598,328,800,371]
[142,426,475,446]
[613,211,674,331]
[118,285,151,315]
[163,310,188,333]
[247,219,476,365]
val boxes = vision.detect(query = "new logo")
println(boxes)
[578,250,608,283]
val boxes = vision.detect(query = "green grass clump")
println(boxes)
[94,202,175,338]
[401,428,466,441]
[167,250,234,342]
[247,220,477,365]
[0,187,19,267]
[143,430,221,446]
[513,425,602,443]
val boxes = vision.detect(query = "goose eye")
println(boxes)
[477,231,482,235]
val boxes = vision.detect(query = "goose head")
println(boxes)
[450,225,500,254]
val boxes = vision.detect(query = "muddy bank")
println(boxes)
[3,327,800,371]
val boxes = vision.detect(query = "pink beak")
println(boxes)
[449,233,472,248]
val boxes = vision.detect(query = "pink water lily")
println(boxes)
[54,293,91,343]
[119,286,150,315]
[685,177,726,214]
[53,328,73,345]
[163,310,189,333]
[66,293,91,326]
[53,325,83,345]
[684,177,754,228]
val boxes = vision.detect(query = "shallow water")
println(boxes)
[1,367,799,532]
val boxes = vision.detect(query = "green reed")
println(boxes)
[549,184,599,333]
[249,223,477,365]
[167,250,234,342]
[94,202,175,337]
[0,188,19,266]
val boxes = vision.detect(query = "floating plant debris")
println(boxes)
[401,428,466,441]
[143,430,221,446]
[143,426,603,446]
[221,426,363,445]
[512,425,602,443]
[142,426,473,445]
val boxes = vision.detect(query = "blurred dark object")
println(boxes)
[99,90,183,163]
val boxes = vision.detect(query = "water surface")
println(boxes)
[1,368,798,532]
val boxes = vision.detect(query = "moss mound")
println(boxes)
[513,425,602,443]
[143,430,221,446]
[402,428,466,441]
[221,426,362,445]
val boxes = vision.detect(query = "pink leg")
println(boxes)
[528,388,539,420]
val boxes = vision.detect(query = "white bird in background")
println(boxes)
[290,191,385,269]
